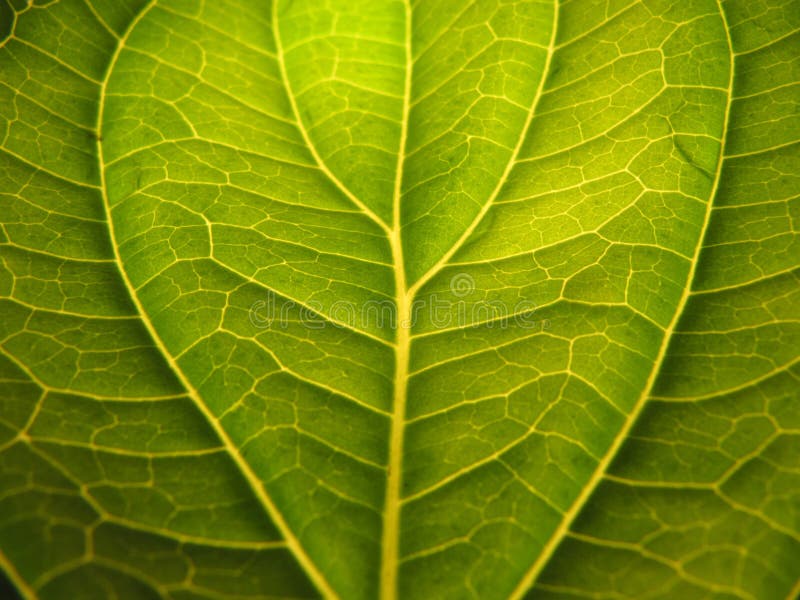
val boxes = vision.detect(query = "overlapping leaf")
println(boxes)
[0,0,798,598]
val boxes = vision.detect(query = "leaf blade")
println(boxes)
[1,1,798,599]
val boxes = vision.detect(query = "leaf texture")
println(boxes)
[0,0,798,599]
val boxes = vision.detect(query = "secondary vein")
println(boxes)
[407,0,561,297]
[272,2,392,237]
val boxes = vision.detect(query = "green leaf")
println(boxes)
[1,0,798,598]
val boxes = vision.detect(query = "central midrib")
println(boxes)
[380,0,414,596]
[381,2,561,597]
[382,280,411,599]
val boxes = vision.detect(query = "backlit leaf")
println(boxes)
[1,1,798,598]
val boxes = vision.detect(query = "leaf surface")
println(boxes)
[0,0,799,599]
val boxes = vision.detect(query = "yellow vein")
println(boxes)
[32,438,223,458]
[32,557,161,596]
[652,355,800,403]
[272,2,391,236]
[10,437,285,553]
[204,256,396,348]
[0,147,101,190]
[94,3,337,598]
[220,330,392,418]
[84,0,120,40]
[12,37,103,84]
[567,533,753,600]
[158,3,277,59]
[407,0,560,297]
[508,3,736,596]
[402,427,567,512]
[787,576,800,600]
[381,1,413,597]
[120,46,297,127]
[0,551,36,600]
